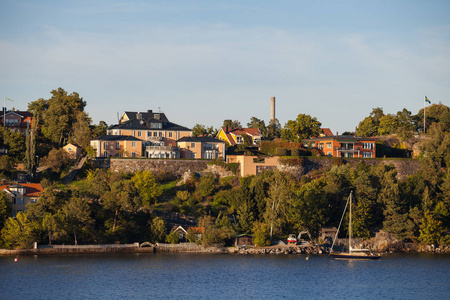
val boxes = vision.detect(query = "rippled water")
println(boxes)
[1,253,449,299]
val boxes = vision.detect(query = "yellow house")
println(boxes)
[216,127,262,146]
[177,136,226,159]
[90,135,143,158]
[108,110,192,147]
[227,155,279,177]
[63,143,83,160]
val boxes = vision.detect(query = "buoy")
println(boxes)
[14,257,18,262]
[306,256,310,260]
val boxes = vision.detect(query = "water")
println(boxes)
[1,253,449,299]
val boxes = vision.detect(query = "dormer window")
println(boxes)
[150,123,162,129]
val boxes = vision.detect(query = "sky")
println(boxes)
[1,0,449,134]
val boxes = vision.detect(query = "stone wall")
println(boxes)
[95,157,422,180]
[279,158,422,180]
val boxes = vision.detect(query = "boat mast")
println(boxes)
[349,191,352,254]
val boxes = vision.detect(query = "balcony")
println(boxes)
[147,136,165,141]
[146,145,177,151]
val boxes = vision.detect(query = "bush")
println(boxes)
[165,231,179,244]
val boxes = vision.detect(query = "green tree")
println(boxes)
[0,127,26,162]
[281,114,322,142]
[0,191,12,230]
[377,114,398,135]
[131,170,162,205]
[1,212,39,249]
[355,116,377,137]
[266,118,282,140]
[70,111,92,149]
[192,124,215,137]
[90,121,108,138]
[252,222,271,246]
[419,211,443,245]
[150,217,167,243]
[32,88,87,146]
[421,123,450,168]
[42,148,71,173]
[222,119,242,128]
[62,197,93,245]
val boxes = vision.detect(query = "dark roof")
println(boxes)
[91,135,142,141]
[123,110,169,122]
[109,118,192,132]
[2,111,33,119]
[177,136,224,143]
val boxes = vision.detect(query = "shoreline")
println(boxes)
[1,242,449,256]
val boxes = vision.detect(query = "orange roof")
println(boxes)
[187,227,205,234]
[0,183,44,197]
[320,128,334,137]
[222,127,262,145]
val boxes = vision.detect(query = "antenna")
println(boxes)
[117,112,119,123]
[158,107,161,113]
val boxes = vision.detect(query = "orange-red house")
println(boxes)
[0,183,44,216]
[304,135,377,158]
[216,127,262,146]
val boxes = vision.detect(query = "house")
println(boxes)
[304,135,377,158]
[216,127,262,146]
[227,155,279,177]
[90,135,143,158]
[0,183,43,216]
[177,136,226,159]
[108,110,192,147]
[63,143,83,160]
[233,234,254,247]
[171,226,205,242]
[0,110,34,134]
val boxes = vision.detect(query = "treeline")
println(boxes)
[1,157,449,249]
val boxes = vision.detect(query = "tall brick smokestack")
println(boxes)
[270,97,276,122]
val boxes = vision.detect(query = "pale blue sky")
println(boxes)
[1,0,449,133]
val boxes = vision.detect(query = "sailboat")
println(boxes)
[330,191,381,260]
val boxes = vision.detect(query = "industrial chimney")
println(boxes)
[270,97,276,122]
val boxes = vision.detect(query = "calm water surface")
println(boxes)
[1,252,449,299]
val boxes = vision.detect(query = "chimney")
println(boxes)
[270,97,276,122]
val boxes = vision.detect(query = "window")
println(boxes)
[153,132,158,137]
[169,132,173,138]
[191,143,196,148]
[132,141,136,147]
[103,142,108,149]
[318,143,324,150]
[137,131,142,137]
[191,153,196,159]
[327,142,331,149]
[236,136,243,144]
[132,152,136,158]
[103,151,108,157]
[16,198,23,205]
[116,142,120,150]
[363,143,373,150]
[363,152,372,158]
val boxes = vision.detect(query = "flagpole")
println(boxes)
[424,96,426,134]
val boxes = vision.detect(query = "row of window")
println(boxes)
[111,130,175,138]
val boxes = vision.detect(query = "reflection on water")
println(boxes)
[1,253,449,299]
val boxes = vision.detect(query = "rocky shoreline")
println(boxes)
[1,231,449,256]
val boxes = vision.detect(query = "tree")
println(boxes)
[42,148,71,173]
[223,119,241,128]
[355,117,377,137]
[247,117,267,138]
[377,114,398,135]
[266,118,282,140]
[131,170,162,205]
[421,123,450,167]
[0,191,12,230]
[419,211,443,245]
[150,217,167,242]
[30,88,87,146]
[192,124,215,137]
[90,121,108,138]
[281,114,322,142]
[70,111,92,149]
[62,196,93,245]
[0,212,38,249]
[0,127,26,162]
